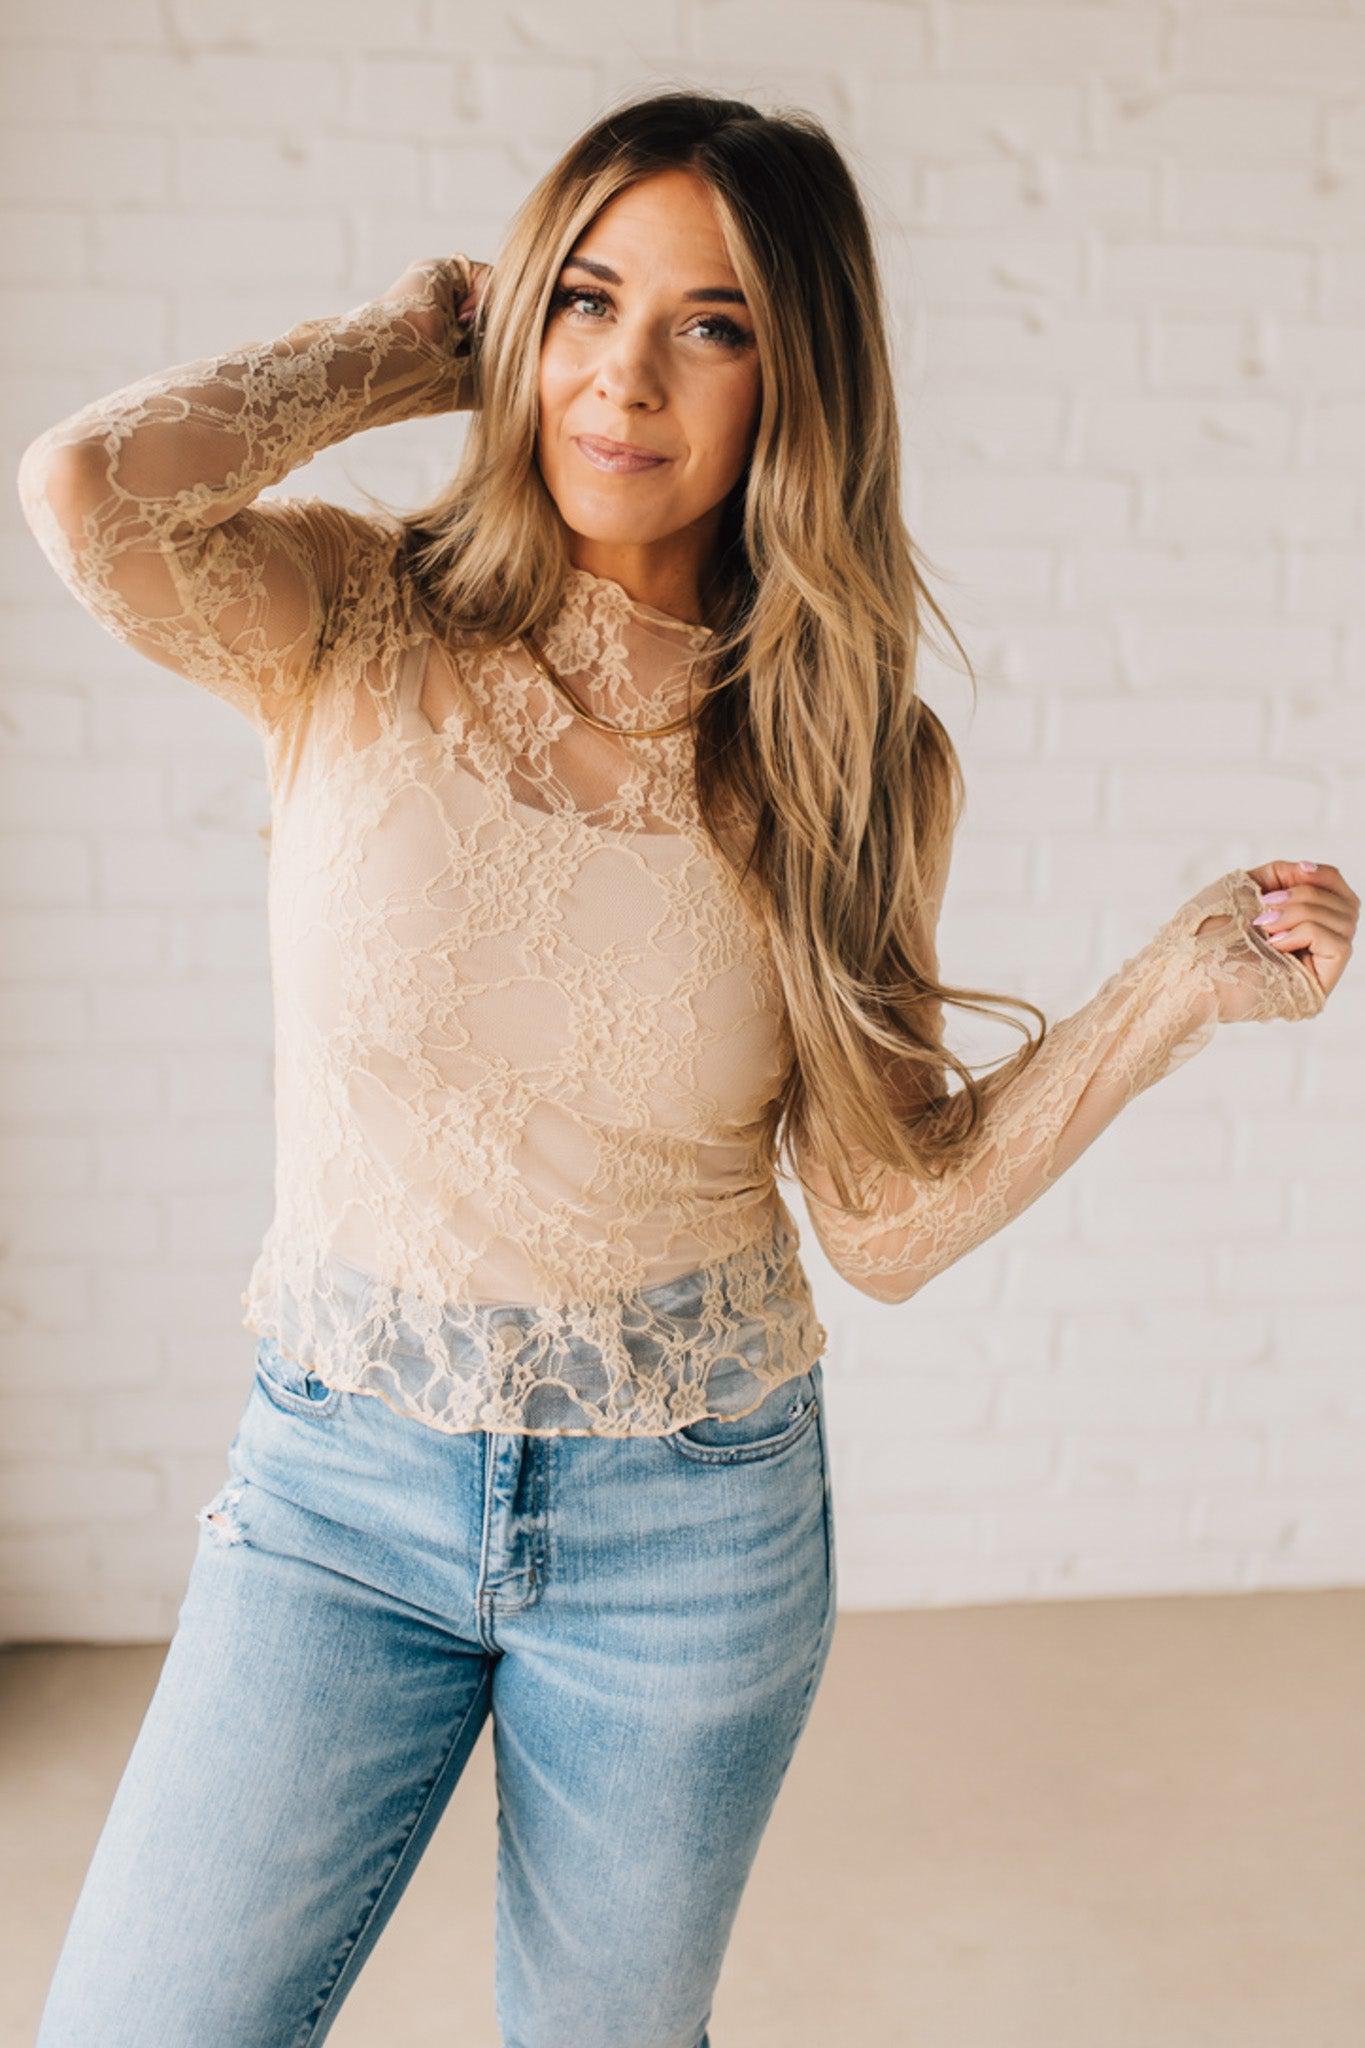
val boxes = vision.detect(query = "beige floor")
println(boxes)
[4,1591,1363,2047]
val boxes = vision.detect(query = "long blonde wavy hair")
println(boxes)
[373,87,1048,1220]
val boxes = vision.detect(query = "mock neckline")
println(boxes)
[563,564,715,641]
[532,561,714,732]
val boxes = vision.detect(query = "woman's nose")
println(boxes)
[593,342,664,408]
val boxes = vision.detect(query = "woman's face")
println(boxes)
[535,168,762,603]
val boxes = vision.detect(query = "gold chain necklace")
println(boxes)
[520,630,698,740]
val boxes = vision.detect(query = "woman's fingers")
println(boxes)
[1260,912,1354,947]
[1239,859,1357,1000]
[1246,859,1307,894]
[1247,858,1359,911]
[1253,884,1359,935]
[456,260,492,324]
[1295,862,1361,911]
[1252,908,1354,998]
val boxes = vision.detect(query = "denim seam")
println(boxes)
[664,1388,820,1466]
[765,1409,837,1798]
[296,1665,494,2045]
[254,1338,344,1419]
[484,1431,553,1617]
[817,1395,837,1640]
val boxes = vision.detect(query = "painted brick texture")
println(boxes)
[2,0,1362,1638]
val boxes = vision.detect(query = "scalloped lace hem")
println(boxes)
[242,1212,830,1438]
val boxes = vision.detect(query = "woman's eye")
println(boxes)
[690,314,749,348]
[548,285,751,351]
[551,286,607,320]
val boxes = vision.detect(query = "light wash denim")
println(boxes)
[35,1311,837,2047]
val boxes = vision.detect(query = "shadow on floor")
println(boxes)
[4,1590,1363,2046]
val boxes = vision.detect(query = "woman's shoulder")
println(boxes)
[256,504,423,771]
[295,500,409,658]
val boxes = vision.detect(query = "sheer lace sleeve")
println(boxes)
[14,255,476,737]
[796,867,1326,1305]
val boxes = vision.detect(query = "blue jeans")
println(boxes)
[36,1335,837,2048]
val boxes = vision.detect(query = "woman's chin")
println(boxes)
[549,499,676,548]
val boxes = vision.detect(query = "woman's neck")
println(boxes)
[563,531,718,633]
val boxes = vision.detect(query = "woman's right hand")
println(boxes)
[456,260,492,326]
[374,254,491,354]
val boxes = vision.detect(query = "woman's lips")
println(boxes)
[573,435,671,474]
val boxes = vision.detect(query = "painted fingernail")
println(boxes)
[1252,910,1279,926]
[1299,860,1318,871]
[1261,889,1289,903]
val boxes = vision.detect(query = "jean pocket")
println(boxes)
[253,1335,343,1418]
[663,1367,821,1465]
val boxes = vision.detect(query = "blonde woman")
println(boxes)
[20,88,1353,2048]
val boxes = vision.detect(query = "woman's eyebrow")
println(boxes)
[560,253,747,306]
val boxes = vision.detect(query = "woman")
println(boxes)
[19,87,1353,2048]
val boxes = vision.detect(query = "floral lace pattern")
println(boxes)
[16,258,1326,1432]
[798,866,1325,1304]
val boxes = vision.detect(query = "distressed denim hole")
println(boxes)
[197,1478,247,1545]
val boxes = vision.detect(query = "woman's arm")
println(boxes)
[795,866,1327,1305]
[14,253,479,736]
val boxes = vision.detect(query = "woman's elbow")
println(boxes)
[17,435,106,538]
[861,1270,920,1306]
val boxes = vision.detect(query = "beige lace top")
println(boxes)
[16,257,1326,1437]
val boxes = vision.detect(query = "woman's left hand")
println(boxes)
[1246,858,1358,1000]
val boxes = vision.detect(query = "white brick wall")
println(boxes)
[2,1,1362,1641]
